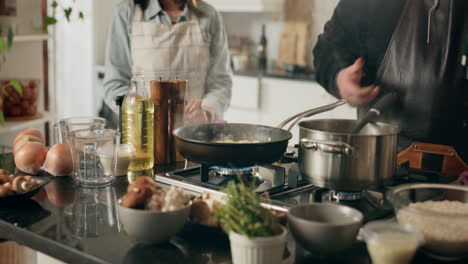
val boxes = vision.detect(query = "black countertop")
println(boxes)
[0,153,464,264]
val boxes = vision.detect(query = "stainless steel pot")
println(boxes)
[298,119,399,191]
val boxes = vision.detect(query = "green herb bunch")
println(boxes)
[213,177,282,238]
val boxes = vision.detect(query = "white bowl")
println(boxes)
[288,203,363,255]
[118,204,190,244]
[229,225,288,264]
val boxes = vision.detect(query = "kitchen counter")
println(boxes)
[0,153,464,264]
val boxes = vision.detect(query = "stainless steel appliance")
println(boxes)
[155,150,457,222]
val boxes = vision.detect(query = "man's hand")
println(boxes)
[336,57,380,107]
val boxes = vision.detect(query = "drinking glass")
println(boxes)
[69,129,120,187]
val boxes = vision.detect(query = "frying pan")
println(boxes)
[173,123,292,167]
[173,94,397,168]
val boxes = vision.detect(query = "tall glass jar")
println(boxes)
[122,72,154,180]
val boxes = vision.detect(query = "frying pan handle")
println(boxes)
[278,100,347,131]
[300,138,353,156]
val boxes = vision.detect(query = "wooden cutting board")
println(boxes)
[278,23,298,65]
[278,22,309,67]
[284,0,312,22]
[278,0,312,67]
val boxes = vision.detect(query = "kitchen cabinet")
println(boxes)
[224,75,261,123]
[225,75,356,144]
[204,0,285,12]
[0,0,54,147]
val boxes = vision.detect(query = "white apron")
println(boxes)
[131,5,209,103]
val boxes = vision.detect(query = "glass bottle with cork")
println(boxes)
[257,24,268,73]
[122,71,154,182]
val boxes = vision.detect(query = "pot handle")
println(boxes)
[300,139,353,156]
[277,100,347,131]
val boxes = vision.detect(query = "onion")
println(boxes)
[13,128,45,145]
[14,142,48,174]
[43,143,74,176]
[13,135,43,155]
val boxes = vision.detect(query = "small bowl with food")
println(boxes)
[387,183,468,260]
[359,220,425,264]
[118,177,191,244]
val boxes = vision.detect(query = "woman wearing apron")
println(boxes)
[313,0,468,161]
[100,0,232,129]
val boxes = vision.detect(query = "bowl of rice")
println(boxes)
[387,183,468,260]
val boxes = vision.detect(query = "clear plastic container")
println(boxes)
[359,221,424,264]
[98,144,136,176]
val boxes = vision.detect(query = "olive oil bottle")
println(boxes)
[122,72,154,177]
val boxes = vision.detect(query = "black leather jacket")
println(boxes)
[313,0,468,160]
[313,0,405,95]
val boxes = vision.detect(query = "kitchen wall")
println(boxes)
[222,0,339,70]
[221,0,354,144]
[54,0,96,119]
[55,0,120,119]
[93,0,121,67]
[93,0,121,114]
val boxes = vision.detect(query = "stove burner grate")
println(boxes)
[210,166,256,176]
[330,190,364,202]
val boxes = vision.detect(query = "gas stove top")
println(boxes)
[155,158,458,222]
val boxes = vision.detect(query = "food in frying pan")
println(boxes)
[0,169,39,196]
[213,139,260,144]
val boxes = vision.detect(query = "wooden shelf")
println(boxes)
[13,34,49,43]
[0,112,53,134]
